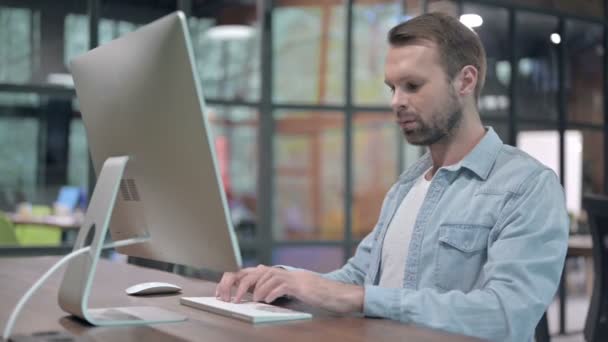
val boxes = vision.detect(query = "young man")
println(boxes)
[216,12,568,342]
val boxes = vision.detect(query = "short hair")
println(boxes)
[387,12,487,100]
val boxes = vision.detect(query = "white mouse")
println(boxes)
[125,282,182,296]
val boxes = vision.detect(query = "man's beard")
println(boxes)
[401,89,463,146]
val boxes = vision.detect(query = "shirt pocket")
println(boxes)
[434,223,491,292]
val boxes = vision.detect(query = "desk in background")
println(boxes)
[8,213,82,230]
[557,235,593,335]
[0,257,483,342]
[8,213,82,244]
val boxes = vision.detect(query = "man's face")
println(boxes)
[384,41,463,146]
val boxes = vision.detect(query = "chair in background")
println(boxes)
[14,205,62,246]
[0,212,18,245]
[535,311,550,342]
[55,186,81,212]
[583,194,608,342]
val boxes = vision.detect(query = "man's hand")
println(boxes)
[215,265,364,314]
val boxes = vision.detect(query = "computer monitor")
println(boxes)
[57,11,241,326]
[72,11,241,272]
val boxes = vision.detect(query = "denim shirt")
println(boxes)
[322,127,569,342]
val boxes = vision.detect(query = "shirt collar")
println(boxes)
[400,126,503,183]
[459,126,503,180]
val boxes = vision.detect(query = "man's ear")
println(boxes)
[455,65,478,97]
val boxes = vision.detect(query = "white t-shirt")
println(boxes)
[378,172,431,288]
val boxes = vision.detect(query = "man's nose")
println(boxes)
[391,88,409,111]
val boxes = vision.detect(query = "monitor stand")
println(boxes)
[57,156,187,326]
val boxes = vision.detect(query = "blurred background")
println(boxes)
[0,0,605,339]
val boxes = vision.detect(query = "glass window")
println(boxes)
[509,0,603,19]
[554,0,603,19]
[516,124,559,176]
[0,94,77,211]
[0,115,39,211]
[515,13,559,122]
[207,106,259,242]
[1,3,87,85]
[515,125,601,235]
[99,18,138,45]
[352,1,403,106]
[550,129,604,234]
[463,3,510,119]
[0,92,40,107]
[0,112,39,247]
[427,0,459,16]
[402,140,424,171]
[0,90,79,248]
[67,2,172,73]
[0,6,36,84]
[272,245,344,272]
[98,1,177,44]
[65,13,89,67]
[353,112,398,239]
[519,128,605,235]
[578,129,604,234]
[565,20,603,125]
[67,118,89,191]
[273,1,345,104]
[189,2,260,101]
[273,111,344,241]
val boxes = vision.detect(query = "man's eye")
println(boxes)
[406,83,420,92]
[387,86,395,94]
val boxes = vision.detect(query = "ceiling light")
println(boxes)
[459,14,483,28]
[205,25,255,41]
[47,73,74,87]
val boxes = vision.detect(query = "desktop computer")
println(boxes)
[57,11,242,326]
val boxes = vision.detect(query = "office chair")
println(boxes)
[535,311,550,342]
[583,194,608,342]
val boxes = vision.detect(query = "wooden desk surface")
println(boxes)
[9,213,82,230]
[0,257,483,342]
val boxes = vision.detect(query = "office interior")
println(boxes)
[0,0,605,340]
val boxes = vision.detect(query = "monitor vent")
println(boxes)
[127,179,140,201]
[120,179,140,202]
[120,180,131,201]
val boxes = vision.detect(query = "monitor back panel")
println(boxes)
[71,12,241,272]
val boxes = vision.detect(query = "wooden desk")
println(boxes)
[8,213,82,230]
[0,257,482,342]
[8,213,82,244]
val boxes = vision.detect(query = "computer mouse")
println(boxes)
[125,282,182,296]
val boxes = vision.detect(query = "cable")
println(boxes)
[2,236,150,340]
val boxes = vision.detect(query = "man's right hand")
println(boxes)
[215,264,280,303]
[216,265,364,313]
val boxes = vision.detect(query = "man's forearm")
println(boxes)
[305,278,364,314]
